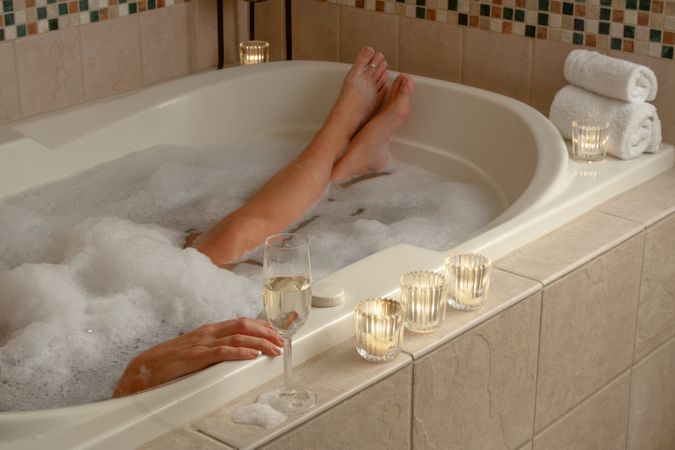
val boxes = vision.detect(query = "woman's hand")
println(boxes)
[113,317,283,398]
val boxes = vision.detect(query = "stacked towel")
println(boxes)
[550,85,662,160]
[564,49,658,103]
[549,49,662,160]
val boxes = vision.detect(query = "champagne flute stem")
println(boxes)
[282,335,295,395]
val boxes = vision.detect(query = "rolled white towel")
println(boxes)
[564,49,658,103]
[549,85,662,160]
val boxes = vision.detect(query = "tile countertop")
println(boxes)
[139,167,675,450]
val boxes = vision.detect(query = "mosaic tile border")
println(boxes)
[0,0,189,41]
[328,0,675,60]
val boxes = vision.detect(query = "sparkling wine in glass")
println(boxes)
[258,233,317,415]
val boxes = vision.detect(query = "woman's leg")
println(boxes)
[190,49,413,267]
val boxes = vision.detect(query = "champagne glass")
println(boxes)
[258,233,317,415]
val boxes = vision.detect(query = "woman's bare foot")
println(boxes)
[321,47,390,143]
[330,74,414,182]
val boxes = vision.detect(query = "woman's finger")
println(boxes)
[202,346,262,367]
[213,318,284,346]
[213,334,282,356]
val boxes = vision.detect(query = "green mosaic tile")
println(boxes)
[448,0,457,11]
[415,5,424,17]
[611,37,622,49]
[525,24,536,37]
[0,29,4,41]
[600,0,611,5]
[573,32,584,44]
[458,12,468,24]
[662,46,674,59]
[562,2,573,15]
[58,3,67,14]
[538,0,548,11]
[4,12,14,25]
[48,17,58,29]
[148,0,155,9]
[79,0,88,10]
[515,8,525,21]
[624,24,635,38]
[650,29,661,42]
[37,6,46,19]
[599,7,610,20]
[2,0,13,13]
[625,0,637,10]
[480,4,490,16]
[599,21,610,34]
[129,2,137,13]
[16,23,25,36]
[503,7,513,20]
[538,12,548,25]
[574,18,584,31]
[89,9,98,21]
[638,0,649,12]
[416,0,424,6]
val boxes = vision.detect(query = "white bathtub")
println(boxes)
[0,61,672,450]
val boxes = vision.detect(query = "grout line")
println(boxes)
[530,290,545,438]
[194,428,236,449]
[624,367,634,450]
[629,232,647,364]
[137,8,146,84]
[78,25,88,100]
[10,40,23,118]
[494,265,544,287]
[457,26,463,83]
[459,27,466,84]
[526,35,534,106]
[595,209,648,228]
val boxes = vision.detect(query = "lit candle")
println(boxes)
[445,253,492,312]
[239,40,270,66]
[354,298,405,362]
[571,120,609,162]
[400,271,448,333]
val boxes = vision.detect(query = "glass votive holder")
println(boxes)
[444,253,492,312]
[354,298,405,362]
[399,271,448,333]
[239,40,270,66]
[571,119,610,162]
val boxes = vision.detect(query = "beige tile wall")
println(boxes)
[291,1,675,145]
[412,294,541,449]
[0,1,240,123]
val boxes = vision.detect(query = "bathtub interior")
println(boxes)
[0,62,546,218]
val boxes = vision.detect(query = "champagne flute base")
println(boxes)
[257,386,317,416]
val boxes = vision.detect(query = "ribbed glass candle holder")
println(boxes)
[444,253,492,312]
[354,298,405,362]
[239,40,270,66]
[400,271,448,333]
[571,119,609,162]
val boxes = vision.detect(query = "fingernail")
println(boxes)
[250,350,262,357]
[273,346,282,355]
